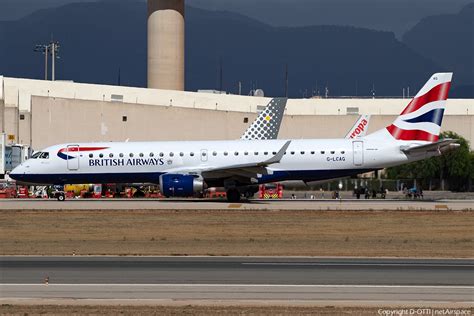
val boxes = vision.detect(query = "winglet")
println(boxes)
[260,140,291,165]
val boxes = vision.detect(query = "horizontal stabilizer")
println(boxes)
[401,139,459,155]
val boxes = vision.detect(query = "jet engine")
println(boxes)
[159,174,204,197]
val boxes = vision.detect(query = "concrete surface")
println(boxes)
[1,198,473,211]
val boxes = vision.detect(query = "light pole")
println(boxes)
[34,40,60,81]
[34,44,49,80]
[50,41,60,81]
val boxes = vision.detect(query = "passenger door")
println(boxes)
[352,141,364,166]
[67,145,80,170]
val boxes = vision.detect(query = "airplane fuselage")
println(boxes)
[11,138,423,187]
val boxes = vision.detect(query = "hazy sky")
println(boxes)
[1,0,472,36]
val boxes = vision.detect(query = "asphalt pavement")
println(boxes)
[1,257,473,304]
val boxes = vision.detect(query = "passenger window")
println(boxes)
[89,154,93,158]
[301,151,305,155]
[291,151,295,155]
[129,153,134,158]
[150,153,154,157]
[119,153,124,158]
[311,151,315,155]
[272,152,277,155]
[224,152,228,156]
[180,152,184,157]
[109,153,114,158]
[159,153,164,157]
[139,153,144,157]
[190,152,195,157]
[99,153,104,158]
[321,151,325,154]
[341,151,345,154]
[234,152,239,156]
[212,152,217,156]
[264,152,269,155]
[330,151,335,154]
[254,152,259,156]
[170,152,174,157]
[244,152,249,156]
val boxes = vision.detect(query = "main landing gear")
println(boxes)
[226,189,241,203]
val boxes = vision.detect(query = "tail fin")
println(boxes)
[371,73,453,142]
[241,98,287,140]
[345,115,371,139]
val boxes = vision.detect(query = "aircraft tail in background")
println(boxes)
[241,98,287,140]
[345,115,371,139]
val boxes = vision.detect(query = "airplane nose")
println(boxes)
[9,166,25,181]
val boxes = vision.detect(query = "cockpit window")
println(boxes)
[31,152,42,159]
[39,152,49,159]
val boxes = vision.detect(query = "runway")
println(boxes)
[1,198,473,211]
[1,257,473,305]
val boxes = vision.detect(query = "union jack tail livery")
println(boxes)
[385,73,452,142]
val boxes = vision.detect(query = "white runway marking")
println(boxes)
[242,262,474,268]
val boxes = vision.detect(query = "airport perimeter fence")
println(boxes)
[300,178,473,192]
[300,179,400,192]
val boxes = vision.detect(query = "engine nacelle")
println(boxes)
[159,174,204,197]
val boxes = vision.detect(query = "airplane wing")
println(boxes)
[401,139,460,155]
[241,98,287,140]
[202,140,291,180]
[345,115,371,139]
[163,141,291,181]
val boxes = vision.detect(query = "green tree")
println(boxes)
[437,131,472,191]
[386,131,473,191]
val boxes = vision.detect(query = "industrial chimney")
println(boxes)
[147,0,185,91]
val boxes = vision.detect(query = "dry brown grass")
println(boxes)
[4,304,467,316]
[0,209,472,257]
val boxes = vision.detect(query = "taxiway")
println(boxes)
[1,199,473,211]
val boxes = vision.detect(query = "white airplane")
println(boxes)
[11,73,458,202]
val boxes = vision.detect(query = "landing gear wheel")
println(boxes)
[57,193,65,201]
[226,189,241,203]
[244,191,255,199]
